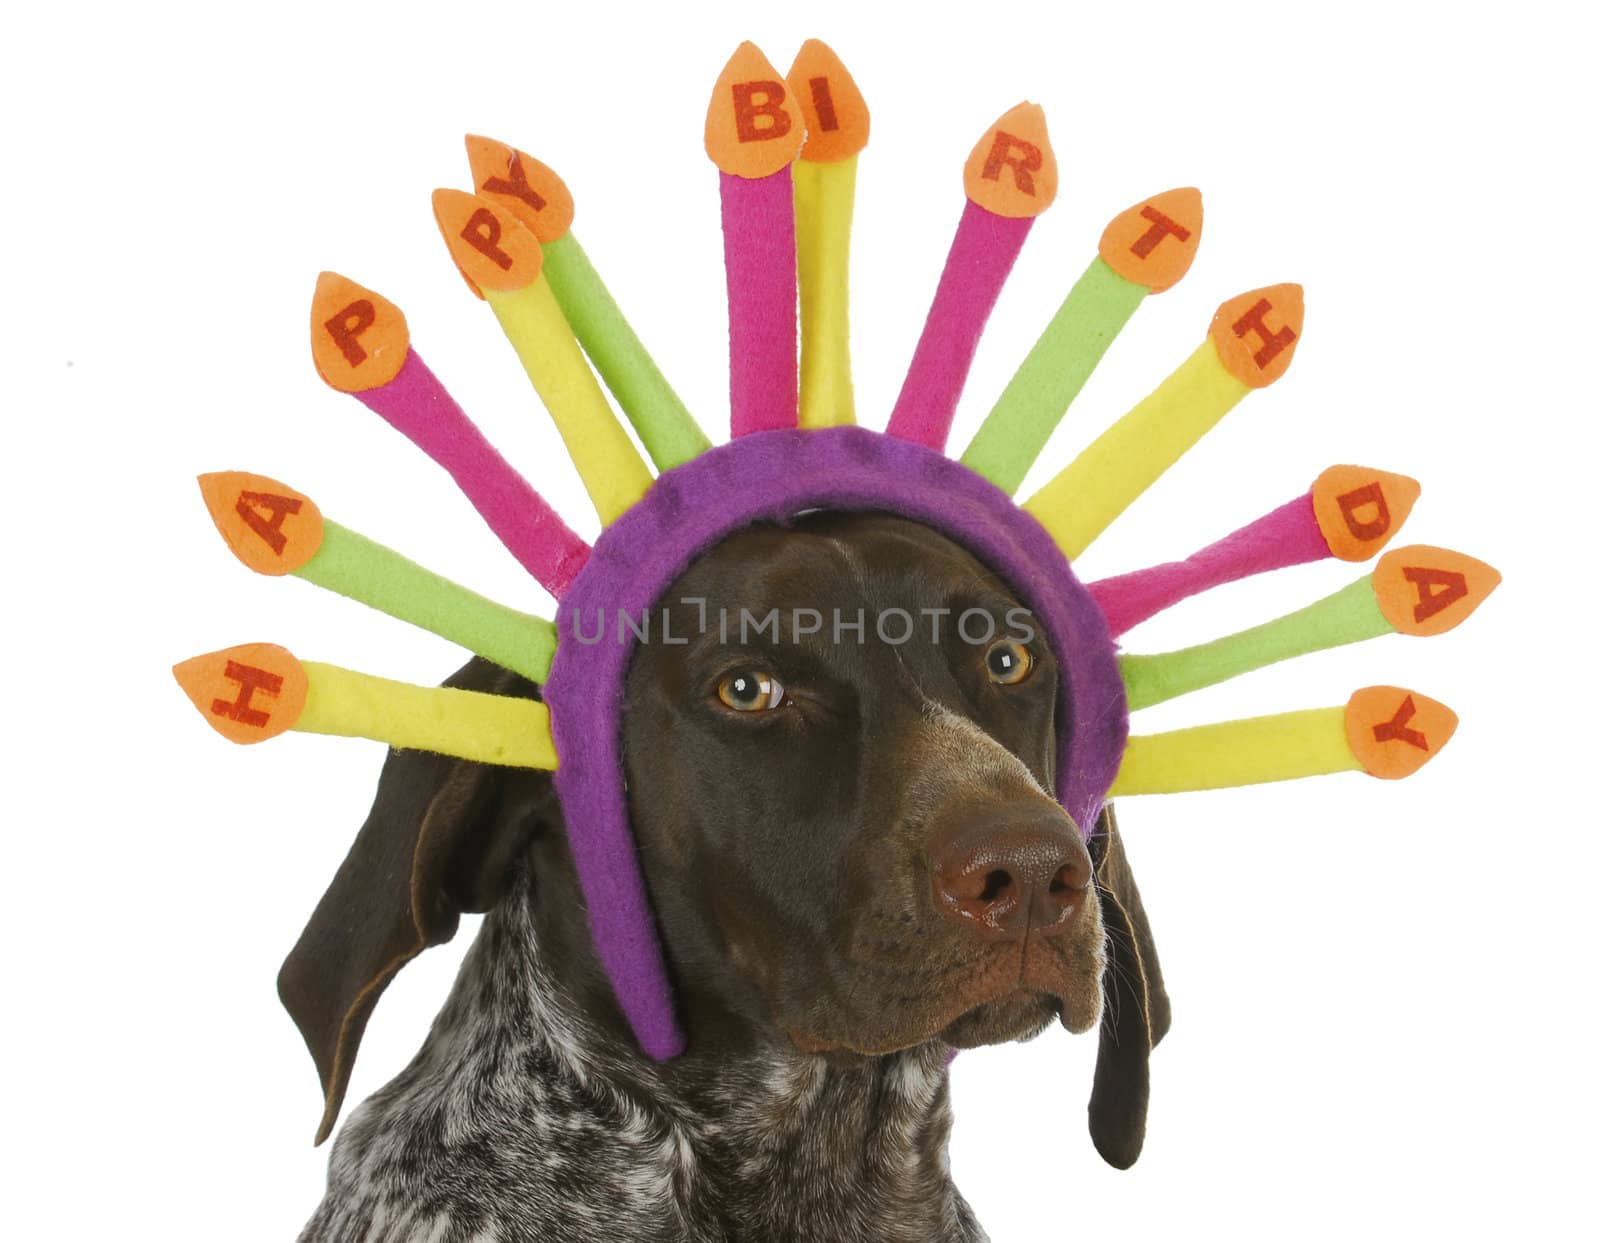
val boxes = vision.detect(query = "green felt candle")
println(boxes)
[542,232,711,471]
[962,257,1147,495]
[1119,575,1392,711]
[299,522,557,684]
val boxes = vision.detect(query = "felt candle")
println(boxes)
[1025,283,1305,561]
[1117,545,1500,711]
[174,643,557,768]
[464,136,711,471]
[885,102,1058,451]
[198,471,558,684]
[1109,685,1457,797]
[705,41,807,436]
[1090,464,1423,637]
[961,188,1203,494]
[310,271,591,598]
[786,39,870,429]
[430,191,654,525]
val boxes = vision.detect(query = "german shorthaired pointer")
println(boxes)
[285,511,1168,1241]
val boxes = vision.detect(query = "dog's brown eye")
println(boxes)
[985,640,1033,685]
[716,670,786,712]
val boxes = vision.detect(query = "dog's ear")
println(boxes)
[277,657,557,1144]
[1086,802,1170,1169]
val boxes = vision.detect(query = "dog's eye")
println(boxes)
[716,669,786,712]
[984,640,1033,686]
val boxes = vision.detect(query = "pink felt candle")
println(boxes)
[1088,494,1329,637]
[885,200,1032,450]
[357,349,592,597]
[721,167,799,437]
[885,102,1057,451]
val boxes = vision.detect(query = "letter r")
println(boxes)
[980,131,1042,196]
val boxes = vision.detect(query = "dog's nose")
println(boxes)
[929,818,1092,941]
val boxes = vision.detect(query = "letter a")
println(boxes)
[234,490,304,557]
[1403,566,1469,625]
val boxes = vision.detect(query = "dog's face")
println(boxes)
[283,509,1166,1164]
[622,512,1104,1055]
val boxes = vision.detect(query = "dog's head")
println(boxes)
[280,511,1166,1165]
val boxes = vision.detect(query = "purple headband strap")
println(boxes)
[542,426,1127,1058]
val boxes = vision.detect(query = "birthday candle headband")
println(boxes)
[176,40,1498,1135]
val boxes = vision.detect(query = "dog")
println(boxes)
[285,510,1168,1242]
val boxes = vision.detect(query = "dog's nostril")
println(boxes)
[929,816,1092,942]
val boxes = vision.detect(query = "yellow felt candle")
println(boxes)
[485,275,652,524]
[298,661,557,769]
[1026,284,1304,561]
[174,643,557,769]
[1108,685,1457,797]
[431,189,652,526]
[1110,706,1356,797]
[793,156,859,426]
[788,39,870,428]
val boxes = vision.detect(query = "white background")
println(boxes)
[4,1,1594,1238]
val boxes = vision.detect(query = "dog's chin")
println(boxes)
[937,945,1104,1045]
[938,989,1060,1048]
[790,986,1096,1058]
[779,935,1106,1056]
[937,982,1109,1047]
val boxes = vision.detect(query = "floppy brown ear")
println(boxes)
[1086,802,1170,1169]
[276,656,559,1144]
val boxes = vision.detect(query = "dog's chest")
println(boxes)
[304,1046,983,1243]
[685,1051,983,1241]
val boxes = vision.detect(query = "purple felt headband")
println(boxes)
[542,425,1127,1059]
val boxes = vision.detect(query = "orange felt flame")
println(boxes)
[961,102,1057,219]
[431,189,544,298]
[310,271,410,393]
[1373,545,1501,637]
[787,39,869,163]
[1345,686,1458,780]
[464,135,576,243]
[1209,283,1304,387]
[1098,187,1203,292]
[1312,465,1422,562]
[198,471,324,576]
[705,41,806,179]
[173,643,309,745]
